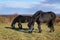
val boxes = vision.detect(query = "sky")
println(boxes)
[0,0,60,15]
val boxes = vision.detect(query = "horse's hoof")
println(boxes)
[28,31,32,33]
[38,31,42,33]
[38,30,42,33]
[38,31,41,33]
[19,28,22,29]
[28,30,32,33]
[49,30,54,32]
[19,27,22,29]
[12,27,15,29]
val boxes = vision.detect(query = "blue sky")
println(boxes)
[0,0,60,15]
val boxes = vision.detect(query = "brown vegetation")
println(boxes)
[55,16,60,25]
[0,15,18,24]
[0,14,60,24]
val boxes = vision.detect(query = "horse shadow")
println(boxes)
[5,27,49,33]
[5,26,29,33]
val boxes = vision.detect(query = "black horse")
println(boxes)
[28,10,56,33]
[11,15,31,29]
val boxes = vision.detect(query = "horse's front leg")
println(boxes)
[11,22,15,29]
[18,22,22,29]
[37,22,42,33]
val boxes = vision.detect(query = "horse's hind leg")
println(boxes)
[18,22,22,29]
[47,20,54,32]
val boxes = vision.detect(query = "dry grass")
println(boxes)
[0,23,60,40]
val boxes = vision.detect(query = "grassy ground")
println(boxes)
[0,23,60,40]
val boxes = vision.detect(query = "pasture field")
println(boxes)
[0,23,60,40]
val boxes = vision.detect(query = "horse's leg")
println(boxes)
[18,22,22,29]
[11,21,15,29]
[48,20,54,32]
[36,21,42,33]
[28,23,34,33]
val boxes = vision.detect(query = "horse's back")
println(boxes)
[36,11,56,22]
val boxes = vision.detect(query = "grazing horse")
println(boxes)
[28,10,56,33]
[11,15,31,29]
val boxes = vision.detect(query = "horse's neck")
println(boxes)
[31,17,36,22]
[32,14,38,19]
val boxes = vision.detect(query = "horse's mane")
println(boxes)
[32,10,43,19]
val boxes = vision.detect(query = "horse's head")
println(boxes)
[27,18,35,33]
[28,17,34,29]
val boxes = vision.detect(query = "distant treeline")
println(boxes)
[0,15,16,24]
[0,14,60,24]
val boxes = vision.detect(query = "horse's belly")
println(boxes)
[39,18,50,23]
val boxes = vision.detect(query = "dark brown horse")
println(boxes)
[28,10,56,33]
[11,15,31,29]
